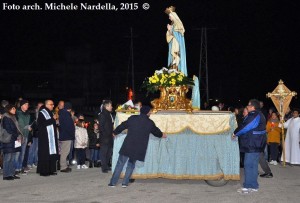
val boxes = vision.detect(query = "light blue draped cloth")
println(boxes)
[112,113,240,180]
[168,28,188,76]
[191,76,200,109]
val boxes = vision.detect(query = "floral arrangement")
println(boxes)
[117,105,138,111]
[142,68,194,94]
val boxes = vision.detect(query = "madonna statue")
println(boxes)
[165,6,188,76]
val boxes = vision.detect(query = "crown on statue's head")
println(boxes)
[165,6,176,15]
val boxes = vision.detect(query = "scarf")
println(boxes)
[3,113,23,136]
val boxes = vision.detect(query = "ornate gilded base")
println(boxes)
[151,85,193,113]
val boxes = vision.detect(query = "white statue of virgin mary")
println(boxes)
[165,6,188,76]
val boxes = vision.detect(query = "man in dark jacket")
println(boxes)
[98,100,114,173]
[16,99,32,174]
[108,105,166,187]
[58,102,75,172]
[233,99,267,194]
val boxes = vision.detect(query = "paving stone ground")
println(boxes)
[0,164,299,203]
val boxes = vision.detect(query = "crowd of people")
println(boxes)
[231,100,300,194]
[0,98,107,180]
[0,97,299,192]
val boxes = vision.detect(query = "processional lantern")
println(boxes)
[266,79,297,166]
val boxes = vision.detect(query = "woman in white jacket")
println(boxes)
[75,119,88,169]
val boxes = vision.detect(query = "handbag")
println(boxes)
[0,118,12,143]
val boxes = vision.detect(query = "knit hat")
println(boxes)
[140,105,151,114]
[20,100,29,107]
[64,102,72,110]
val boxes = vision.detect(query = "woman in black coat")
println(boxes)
[2,104,22,180]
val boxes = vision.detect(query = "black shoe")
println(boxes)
[89,161,93,168]
[108,183,115,187]
[40,173,50,176]
[3,176,14,180]
[260,173,273,178]
[102,170,108,173]
[13,175,21,179]
[108,167,112,171]
[122,184,128,188]
[95,161,101,168]
[129,179,135,183]
[60,168,71,173]
[50,172,57,175]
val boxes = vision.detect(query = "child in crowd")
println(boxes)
[88,122,101,168]
[266,112,281,165]
[74,119,88,169]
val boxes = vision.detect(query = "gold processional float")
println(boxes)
[150,82,193,113]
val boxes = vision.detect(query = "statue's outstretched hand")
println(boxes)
[167,24,172,31]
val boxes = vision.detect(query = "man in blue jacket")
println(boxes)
[233,99,267,194]
[58,102,75,172]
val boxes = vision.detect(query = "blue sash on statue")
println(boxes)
[168,28,188,76]
[40,109,57,155]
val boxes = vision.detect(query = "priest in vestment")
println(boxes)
[281,109,300,165]
[37,100,59,176]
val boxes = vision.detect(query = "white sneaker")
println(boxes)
[32,164,37,168]
[77,165,81,169]
[237,188,250,194]
[269,160,278,165]
[81,164,88,169]
[249,188,258,192]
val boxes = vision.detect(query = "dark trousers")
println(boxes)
[22,145,30,168]
[100,145,112,171]
[259,152,271,174]
[76,148,86,165]
[269,143,279,161]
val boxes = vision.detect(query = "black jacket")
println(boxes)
[114,114,163,161]
[58,109,75,141]
[234,110,267,153]
[88,130,100,149]
[98,108,113,146]
[2,115,21,154]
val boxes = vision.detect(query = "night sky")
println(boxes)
[1,0,299,107]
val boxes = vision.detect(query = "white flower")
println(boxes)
[155,70,163,74]
[168,69,179,74]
